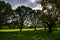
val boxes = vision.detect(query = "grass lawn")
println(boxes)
[0,28,60,40]
[0,28,44,32]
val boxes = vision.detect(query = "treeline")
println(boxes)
[0,0,60,32]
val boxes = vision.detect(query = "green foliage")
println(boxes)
[41,0,60,9]
[0,0,60,33]
[0,1,12,28]
[38,0,60,32]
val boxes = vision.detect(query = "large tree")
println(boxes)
[16,6,32,32]
[30,10,42,31]
[38,0,60,33]
[0,1,12,28]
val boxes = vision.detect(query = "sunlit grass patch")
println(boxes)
[0,28,44,32]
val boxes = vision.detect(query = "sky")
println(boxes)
[3,0,42,10]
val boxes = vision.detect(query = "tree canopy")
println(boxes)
[0,0,60,33]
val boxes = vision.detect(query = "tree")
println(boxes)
[30,10,36,31]
[16,6,32,32]
[30,10,41,31]
[0,1,12,28]
[38,0,60,33]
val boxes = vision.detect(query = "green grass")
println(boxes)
[0,28,60,40]
[0,28,44,32]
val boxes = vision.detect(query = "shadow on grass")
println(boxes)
[0,30,60,40]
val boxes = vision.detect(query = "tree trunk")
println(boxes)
[20,28,22,32]
[9,24,11,28]
[20,21,23,32]
[0,26,1,29]
[34,25,36,31]
[44,26,46,30]
[48,26,52,33]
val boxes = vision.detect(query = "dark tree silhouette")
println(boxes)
[38,0,60,33]
[0,1,12,28]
